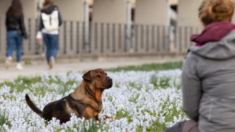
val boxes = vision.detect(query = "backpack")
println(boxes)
[41,9,59,32]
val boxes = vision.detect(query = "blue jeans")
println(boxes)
[43,33,58,63]
[7,30,23,62]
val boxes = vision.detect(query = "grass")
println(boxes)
[55,117,108,132]
[0,75,78,96]
[150,76,171,89]
[105,61,183,72]
[24,60,32,65]
[0,111,9,132]
[128,82,142,91]
[0,112,8,126]
[135,98,184,132]
[150,75,181,90]
[0,61,183,95]
[0,76,41,93]
[129,93,140,103]
[116,110,133,123]
[81,118,109,132]
[115,109,169,132]
[136,121,166,132]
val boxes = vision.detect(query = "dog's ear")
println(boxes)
[83,71,91,81]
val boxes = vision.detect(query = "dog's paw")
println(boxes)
[103,115,115,122]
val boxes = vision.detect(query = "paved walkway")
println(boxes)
[0,57,183,83]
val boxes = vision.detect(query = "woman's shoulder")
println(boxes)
[185,49,201,60]
[6,14,23,19]
[41,5,59,12]
[53,5,59,9]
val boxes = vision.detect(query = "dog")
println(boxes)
[25,69,113,123]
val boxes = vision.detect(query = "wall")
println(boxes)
[93,0,127,23]
[135,0,169,25]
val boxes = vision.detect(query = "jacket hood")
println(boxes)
[41,5,58,14]
[191,22,235,45]
[190,30,235,60]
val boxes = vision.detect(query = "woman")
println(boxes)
[36,0,62,69]
[167,0,235,132]
[5,0,28,70]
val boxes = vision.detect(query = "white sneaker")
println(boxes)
[49,57,55,69]
[16,63,23,70]
[5,57,12,69]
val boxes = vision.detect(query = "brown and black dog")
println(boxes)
[25,69,112,123]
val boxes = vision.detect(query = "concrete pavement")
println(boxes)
[0,56,183,83]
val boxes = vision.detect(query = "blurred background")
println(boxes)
[0,0,229,63]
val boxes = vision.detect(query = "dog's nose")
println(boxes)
[107,77,112,82]
[107,77,113,88]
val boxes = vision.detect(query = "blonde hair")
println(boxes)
[199,0,234,26]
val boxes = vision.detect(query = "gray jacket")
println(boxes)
[182,30,235,132]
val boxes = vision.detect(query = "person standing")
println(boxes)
[5,0,28,70]
[36,0,63,69]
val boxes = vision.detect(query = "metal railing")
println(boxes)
[0,17,202,58]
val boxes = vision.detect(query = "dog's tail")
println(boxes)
[25,94,43,117]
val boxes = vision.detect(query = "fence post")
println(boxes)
[156,25,160,52]
[63,21,67,54]
[118,23,121,52]
[124,24,127,52]
[179,26,182,53]
[94,22,98,51]
[76,21,80,54]
[151,25,155,52]
[112,23,116,53]
[82,21,86,52]
[27,18,31,52]
[88,22,92,53]
[146,25,149,52]
[135,24,138,52]
[70,21,73,51]
[101,23,104,53]
[141,25,144,51]
[107,23,110,51]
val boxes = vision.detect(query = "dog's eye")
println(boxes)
[97,74,101,78]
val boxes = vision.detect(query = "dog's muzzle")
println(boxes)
[107,77,113,88]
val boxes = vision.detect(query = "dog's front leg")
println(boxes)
[103,115,115,122]
[95,114,99,121]
[84,107,99,120]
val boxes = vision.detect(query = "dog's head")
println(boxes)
[82,69,113,90]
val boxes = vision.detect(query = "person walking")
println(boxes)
[36,0,62,69]
[5,0,28,70]
[166,0,235,132]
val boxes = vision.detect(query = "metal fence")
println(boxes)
[0,16,202,58]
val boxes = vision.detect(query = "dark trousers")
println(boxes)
[166,120,200,132]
